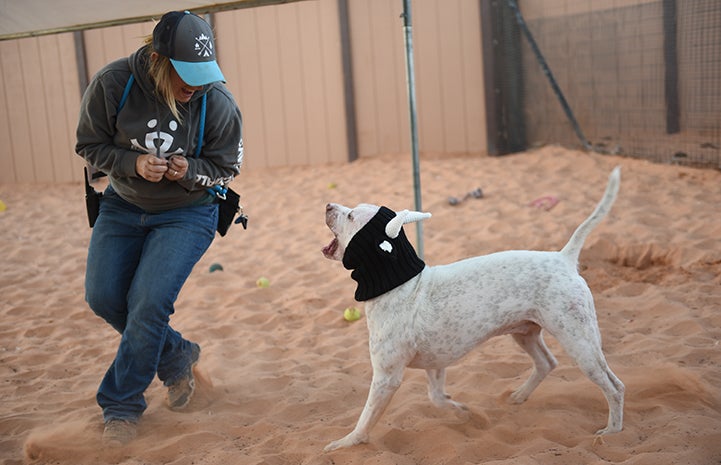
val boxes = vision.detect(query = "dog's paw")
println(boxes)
[594,424,622,436]
[323,440,344,452]
[444,399,470,418]
[323,433,368,452]
[508,388,529,404]
[430,392,469,413]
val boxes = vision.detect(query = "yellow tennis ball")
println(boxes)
[343,307,362,321]
[256,277,270,288]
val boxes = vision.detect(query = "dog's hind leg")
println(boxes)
[426,368,469,415]
[572,351,624,435]
[509,324,558,404]
[554,327,625,435]
[590,366,624,435]
[324,366,405,451]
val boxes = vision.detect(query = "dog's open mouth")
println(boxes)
[322,236,338,259]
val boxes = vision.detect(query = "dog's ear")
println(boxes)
[385,210,432,239]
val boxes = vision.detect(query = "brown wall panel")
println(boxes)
[349,0,409,157]
[300,1,349,165]
[216,0,348,169]
[84,23,154,79]
[458,0,487,153]
[0,39,24,184]
[2,39,36,183]
[350,0,486,158]
[0,34,84,184]
[216,9,268,171]
[18,38,54,182]
[39,34,85,183]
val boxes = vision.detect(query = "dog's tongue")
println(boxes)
[322,237,338,258]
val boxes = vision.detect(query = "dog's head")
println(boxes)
[322,203,431,262]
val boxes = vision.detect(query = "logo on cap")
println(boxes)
[195,33,214,58]
[153,10,226,85]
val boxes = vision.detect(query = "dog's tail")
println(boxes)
[560,166,621,264]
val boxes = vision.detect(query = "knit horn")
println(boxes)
[385,210,432,239]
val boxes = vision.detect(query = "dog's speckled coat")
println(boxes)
[322,167,624,451]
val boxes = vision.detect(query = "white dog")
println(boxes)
[321,167,624,451]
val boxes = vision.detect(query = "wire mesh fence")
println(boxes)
[483,0,720,168]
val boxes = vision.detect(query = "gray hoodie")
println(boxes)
[76,47,243,212]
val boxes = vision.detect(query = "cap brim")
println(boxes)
[170,58,226,86]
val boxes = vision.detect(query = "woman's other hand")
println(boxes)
[165,155,188,181]
[136,154,168,182]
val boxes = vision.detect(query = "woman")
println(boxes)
[75,11,243,446]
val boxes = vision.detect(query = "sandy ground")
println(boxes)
[1,146,720,465]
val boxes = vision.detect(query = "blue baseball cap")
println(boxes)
[153,11,226,86]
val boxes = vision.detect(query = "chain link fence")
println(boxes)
[483,0,720,168]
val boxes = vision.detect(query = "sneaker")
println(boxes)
[102,419,137,447]
[167,343,201,410]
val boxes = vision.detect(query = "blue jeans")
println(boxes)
[85,187,217,422]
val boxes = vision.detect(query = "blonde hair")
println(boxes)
[143,36,182,122]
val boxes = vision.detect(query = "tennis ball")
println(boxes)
[209,263,223,273]
[256,277,270,288]
[328,182,337,189]
[343,307,362,322]
[0,199,6,212]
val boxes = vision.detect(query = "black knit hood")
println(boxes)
[342,206,425,301]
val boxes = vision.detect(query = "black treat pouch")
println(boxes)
[216,187,247,236]
[84,167,103,228]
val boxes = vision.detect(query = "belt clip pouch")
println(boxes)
[216,187,241,236]
[84,167,103,228]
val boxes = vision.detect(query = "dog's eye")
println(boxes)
[347,212,354,221]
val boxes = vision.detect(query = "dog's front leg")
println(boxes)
[324,366,404,451]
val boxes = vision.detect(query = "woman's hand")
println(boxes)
[165,155,188,181]
[136,154,168,182]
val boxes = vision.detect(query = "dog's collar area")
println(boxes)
[342,206,425,301]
